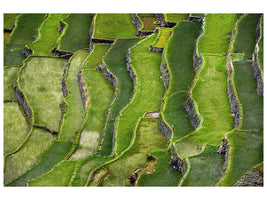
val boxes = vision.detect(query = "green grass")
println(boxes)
[28,14,69,56]
[175,55,235,158]
[4,14,46,66]
[69,69,114,160]
[93,14,137,39]
[102,118,168,186]
[152,28,171,48]
[83,44,111,70]
[70,156,112,186]
[59,51,88,141]
[6,141,72,186]
[4,128,55,185]
[163,21,201,141]
[4,66,20,100]
[181,144,224,186]
[137,14,160,31]
[114,34,165,155]
[233,61,263,131]
[29,160,78,186]
[58,14,93,51]
[198,14,238,54]
[4,32,11,46]
[137,150,182,186]
[220,130,263,186]
[100,38,142,155]
[164,14,189,22]
[4,102,30,155]
[233,14,261,60]
[4,13,20,29]
[19,57,67,131]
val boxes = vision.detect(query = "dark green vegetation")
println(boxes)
[4,13,263,187]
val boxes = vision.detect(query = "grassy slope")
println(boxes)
[115,34,165,155]
[164,14,189,22]
[4,102,30,155]
[137,150,182,186]
[28,14,69,56]
[4,14,46,66]
[19,57,67,131]
[29,160,78,186]
[220,130,263,186]
[152,28,171,48]
[164,22,201,141]
[182,144,224,186]
[93,14,137,39]
[58,14,93,51]
[102,118,168,186]
[4,14,19,46]
[220,14,263,186]
[59,51,88,141]
[198,14,238,54]
[69,46,114,159]
[101,38,142,155]
[6,141,72,186]
[4,66,20,100]
[4,128,55,185]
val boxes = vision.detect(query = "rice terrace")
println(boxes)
[3,13,263,186]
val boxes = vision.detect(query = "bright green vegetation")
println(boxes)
[70,156,112,186]
[137,150,182,186]
[4,128,55,185]
[164,14,189,22]
[69,69,114,160]
[4,66,20,100]
[59,51,88,141]
[28,14,69,56]
[190,13,205,18]
[102,118,168,186]
[101,38,142,155]
[220,130,263,186]
[182,144,224,186]
[83,44,111,69]
[233,14,261,60]
[6,141,72,186]
[198,14,238,54]
[4,32,11,46]
[234,61,263,131]
[137,14,160,31]
[29,161,78,186]
[19,57,67,131]
[4,102,30,155]
[4,14,46,66]
[175,55,235,158]
[163,22,201,141]
[151,28,171,48]
[115,34,165,155]
[4,13,20,29]
[58,14,93,52]
[93,14,137,39]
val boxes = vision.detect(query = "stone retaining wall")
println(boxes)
[77,71,90,109]
[95,61,117,87]
[14,86,32,122]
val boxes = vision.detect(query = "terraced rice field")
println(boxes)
[3,13,263,187]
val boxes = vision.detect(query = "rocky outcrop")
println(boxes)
[95,61,117,87]
[158,116,171,140]
[252,15,263,96]
[61,66,69,98]
[77,71,90,109]
[149,45,163,52]
[126,50,136,82]
[183,94,201,129]
[234,167,263,186]
[131,13,142,30]
[57,21,65,32]
[91,38,114,45]
[169,148,186,174]
[23,47,32,58]
[14,86,32,122]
